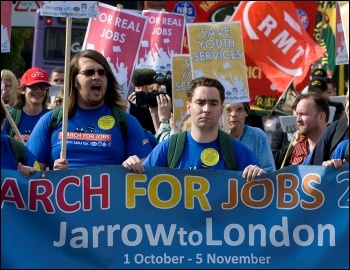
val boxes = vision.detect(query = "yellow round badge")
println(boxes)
[98,116,115,130]
[200,148,220,167]
[33,161,41,171]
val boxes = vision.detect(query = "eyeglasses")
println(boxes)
[79,69,107,77]
[227,107,245,115]
[53,79,64,83]
[27,84,49,91]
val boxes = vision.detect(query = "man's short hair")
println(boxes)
[51,67,64,75]
[294,92,330,122]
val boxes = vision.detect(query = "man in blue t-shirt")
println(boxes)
[26,50,153,170]
[123,77,265,182]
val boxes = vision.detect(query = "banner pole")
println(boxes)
[60,17,72,159]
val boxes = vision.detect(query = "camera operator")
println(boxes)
[154,92,172,142]
[129,69,172,134]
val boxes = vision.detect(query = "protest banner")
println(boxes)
[171,54,192,131]
[186,22,249,104]
[231,1,325,98]
[39,1,98,18]
[1,165,348,269]
[335,1,349,66]
[82,2,148,99]
[1,1,12,53]
[313,1,349,95]
[165,1,318,115]
[135,10,185,75]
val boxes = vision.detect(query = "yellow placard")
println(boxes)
[186,22,250,104]
[171,54,193,132]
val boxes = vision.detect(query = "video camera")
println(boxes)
[134,71,172,107]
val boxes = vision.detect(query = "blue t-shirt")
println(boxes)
[1,134,37,170]
[240,125,276,172]
[4,108,48,142]
[143,131,260,171]
[331,139,349,160]
[144,129,158,149]
[26,103,153,169]
[304,139,349,165]
[302,152,312,165]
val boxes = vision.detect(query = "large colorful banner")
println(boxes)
[231,1,325,96]
[165,1,319,114]
[1,1,12,53]
[314,1,349,96]
[1,165,349,269]
[82,3,148,98]
[135,10,186,75]
[187,22,249,103]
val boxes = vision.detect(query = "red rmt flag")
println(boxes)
[231,1,326,92]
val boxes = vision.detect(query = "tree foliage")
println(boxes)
[1,28,33,78]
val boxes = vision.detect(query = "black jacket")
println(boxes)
[307,117,349,165]
[329,100,345,122]
[129,101,156,134]
[270,127,293,169]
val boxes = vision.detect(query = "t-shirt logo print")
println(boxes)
[31,71,45,79]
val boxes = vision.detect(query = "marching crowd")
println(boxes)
[1,49,349,180]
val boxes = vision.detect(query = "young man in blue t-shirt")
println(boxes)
[26,50,153,170]
[123,77,265,182]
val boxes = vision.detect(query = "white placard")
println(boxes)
[279,116,297,133]
[40,1,98,18]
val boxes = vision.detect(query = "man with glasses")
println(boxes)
[27,49,153,170]
[3,67,51,143]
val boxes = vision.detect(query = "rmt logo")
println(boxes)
[31,71,45,78]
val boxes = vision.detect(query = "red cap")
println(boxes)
[20,67,51,86]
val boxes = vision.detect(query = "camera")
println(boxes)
[135,72,172,107]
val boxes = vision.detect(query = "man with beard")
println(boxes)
[27,49,153,170]
[289,92,329,165]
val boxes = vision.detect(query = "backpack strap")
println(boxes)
[167,131,187,168]
[218,129,237,170]
[111,105,128,140]
[8,136,26,165]
[344,141,349,163]
[8,108,22,138]
[167,130,237,170]
[49,105,63,134]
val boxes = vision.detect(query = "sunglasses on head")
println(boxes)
[79,69,107,77]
